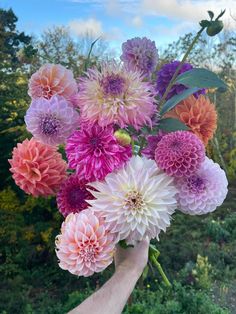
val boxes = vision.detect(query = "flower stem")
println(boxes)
[159,26,205,110]
[150,255,172,287]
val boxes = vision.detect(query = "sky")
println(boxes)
[1,0,236,53]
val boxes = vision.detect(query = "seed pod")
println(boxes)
[207,20,224,36]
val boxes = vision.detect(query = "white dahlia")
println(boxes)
[88,156,177,245]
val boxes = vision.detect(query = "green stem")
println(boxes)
[150,255,172,287]
[159,27,205,109]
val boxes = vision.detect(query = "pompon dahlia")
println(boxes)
[25,96,80,146]
[175,157,228,215]
[28,64,77,101]
[165,95,217,146]
[88,156,177,245]
[55,210,115,277]
[56,175,95,217]
[120,37,158,78]
[155,131,205,178]
[76,62,156,130]
[156,61,206,100]
[66,123,132,182]
[142,131,166,160]
[9,138,67,196]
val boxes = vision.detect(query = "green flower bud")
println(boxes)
[206,20,224,36]
[114,129,131,146]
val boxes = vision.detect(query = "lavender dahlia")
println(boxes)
[121,37,158,78]
[76,61,156,130]
[175,157,228,215]
[25,96,79,146]
[66,123,132,182]
[155,131,205,178]
[57,175,95,217]
[156,60,206,100]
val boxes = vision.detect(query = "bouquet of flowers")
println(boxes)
[9,10,228,284]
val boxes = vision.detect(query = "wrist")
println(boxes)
[115,261,144,279]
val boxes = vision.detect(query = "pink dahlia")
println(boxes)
[66,123,132,182]
[55,210,115,277]
[28,64,77,102]
[9,138,67,196]
[155,131,205,178]
[175,157,228,215]
[76,61,156,130]
[57,175,95,217]
[25,96,80,146]
[142,131,166,160]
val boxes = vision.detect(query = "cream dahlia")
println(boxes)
[55,210,115,277]
[88,156,177,245]
[76,62,156,129]
[175,157,228,215]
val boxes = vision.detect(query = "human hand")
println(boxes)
[114,239,149,276]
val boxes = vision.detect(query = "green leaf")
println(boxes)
[159,118,189,132]
[199,20,211,28]
[207,10,214,20]
[119,240,134,249]
[175,68,227,90]
[160,87,200,115]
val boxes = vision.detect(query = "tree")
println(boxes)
[0,8,36,188]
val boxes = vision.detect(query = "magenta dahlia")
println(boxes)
[57,175,95,217]
[142,131,166,160]
[66,123,132,182]
[155,131,205,177]
[175,157,228,215]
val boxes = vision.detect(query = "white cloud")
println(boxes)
[131,16,143,27]
[68,18,103,37]
[141,0,236,28]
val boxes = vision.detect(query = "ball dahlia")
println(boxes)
[155,131,205,178]
[156,60,206,100]
[165,95,217,146]
[9,138,67,196]
[55,210,115,277]
[25,96,80,146]
[76,61,156,130]
[175,157,228,215]
[66,123,132,182]
[120,37,158,78]
[28,63,77,101]
[87,156,177,245]
[57,175,95,217]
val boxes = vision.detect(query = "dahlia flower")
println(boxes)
[142,131,166,160]
[28,63,77,101]
[165,95,217,146]
[55,210,115,277]
[120,37,158,78]
[76,62,156,130]
[87,156,177,245]
[9,138,67,196]
[155,131,205,177]
[66,123,132,182]
[57,175,95,217]
[175,157,228,215]
[25,96,80,146]
[156,60,206,100]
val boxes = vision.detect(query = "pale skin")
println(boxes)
[68,239,149,314]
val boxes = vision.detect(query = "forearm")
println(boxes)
[68,265,141,314]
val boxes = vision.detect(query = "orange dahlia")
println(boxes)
[9,138,67,196]
[165,95,217,145]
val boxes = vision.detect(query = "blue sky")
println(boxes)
[1,0,235,53]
